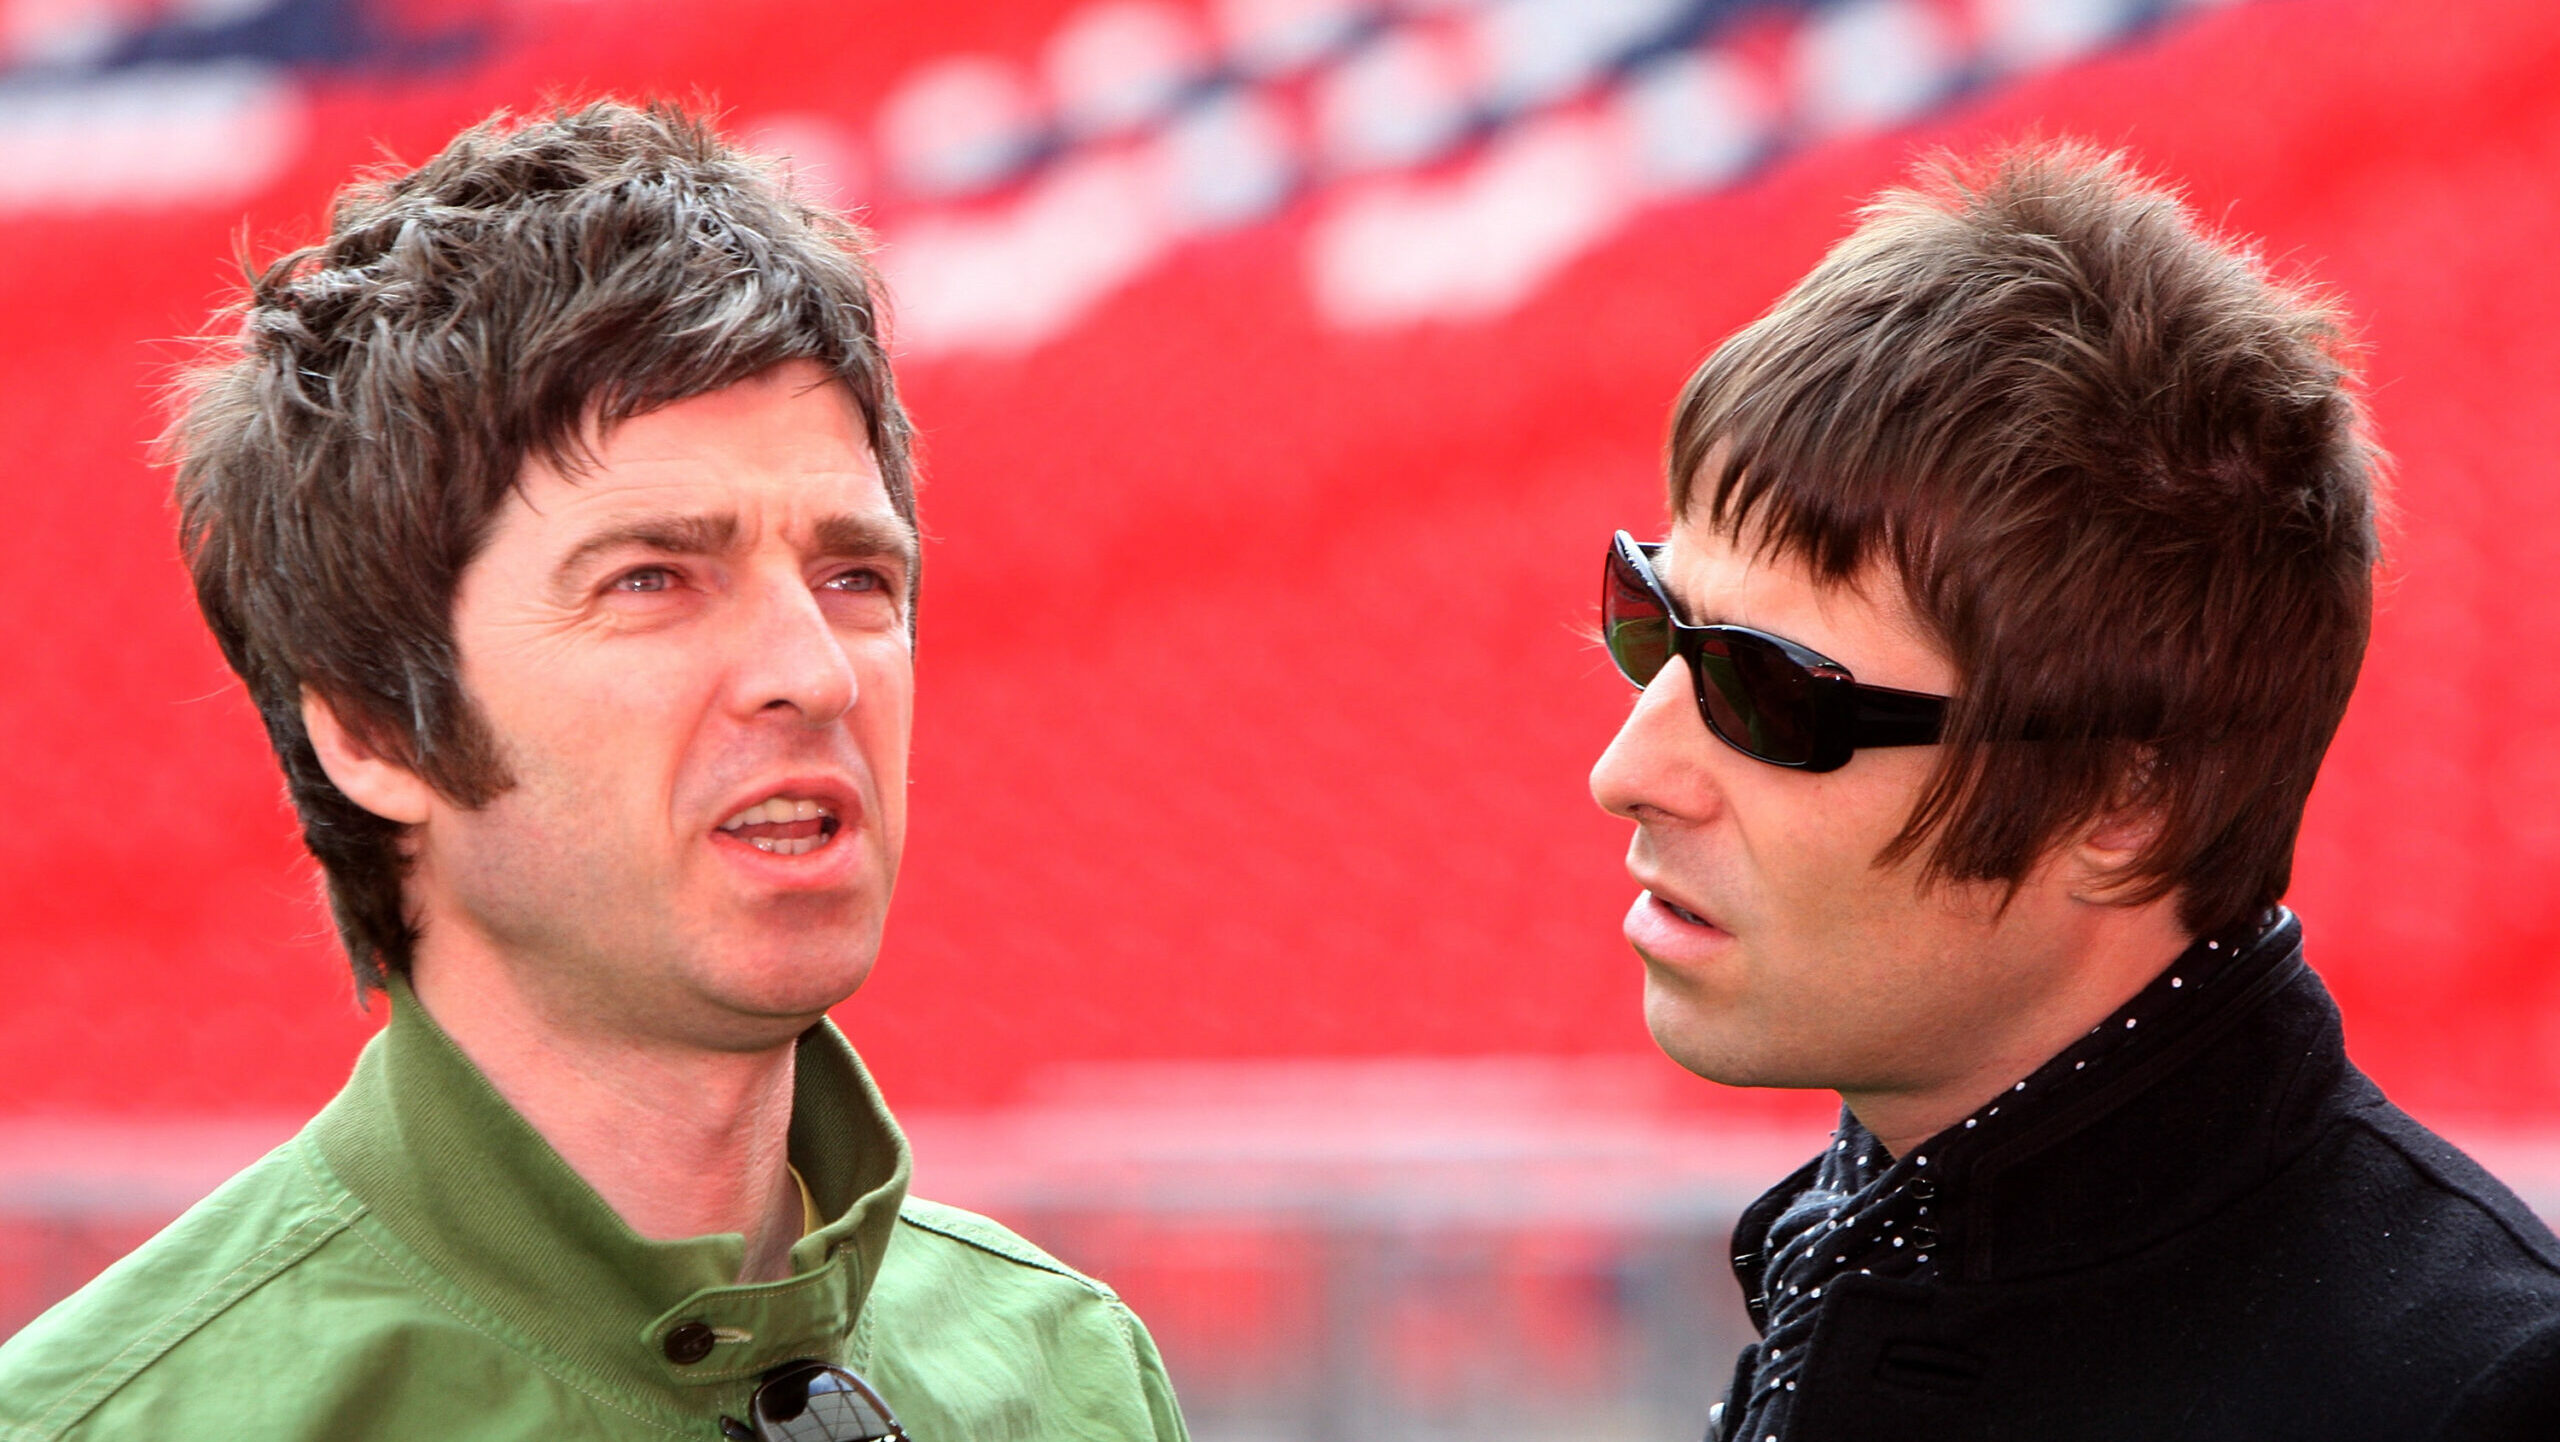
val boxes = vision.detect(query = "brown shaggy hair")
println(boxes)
[170,100,916,993]
[1668,141,2380,935]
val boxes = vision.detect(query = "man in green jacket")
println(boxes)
[0,101,1188,1442]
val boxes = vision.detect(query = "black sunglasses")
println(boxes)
[1603,530,1945,771]
[720,1360,908,1442]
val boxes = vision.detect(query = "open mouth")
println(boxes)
[716,796,842,856]
[1653,892,1712,928]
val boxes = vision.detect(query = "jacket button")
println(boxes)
[663,1320,717,1365]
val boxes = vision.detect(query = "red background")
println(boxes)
[2,0,2557,1134]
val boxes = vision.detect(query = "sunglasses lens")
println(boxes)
[1695,631,1820,766]
[753,1363,901,1442]
[1603,544,1674,686]
[1604,534,1838,769]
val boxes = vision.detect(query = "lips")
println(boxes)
[1623,881,1733,966]
[1632,871,1726,934]
[1654,893,1712,927]
[713,784,853,858]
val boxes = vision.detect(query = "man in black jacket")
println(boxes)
[1588,141,2560,1440]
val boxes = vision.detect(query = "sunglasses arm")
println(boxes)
[1845,684,1946,749]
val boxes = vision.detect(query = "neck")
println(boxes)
[406,949,809,1284]
[1842,897,2195,1160]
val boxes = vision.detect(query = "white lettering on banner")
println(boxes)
[0,0,2262,345]
[877,53,1042,201]
[884,150,1173,357]
[0,61,302,214]
[1979,0,2147,73]
[1047,0,1206,140]
[1308,110,1633,328]
[1792,0,1960,139]
[1615,47,1772,196]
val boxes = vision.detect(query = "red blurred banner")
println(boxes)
[1,0,2556,1130]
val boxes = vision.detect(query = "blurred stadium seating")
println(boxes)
[4,0,2559,1435]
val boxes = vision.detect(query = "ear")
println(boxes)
[301,687,436,826]
[2065,750,2166,903]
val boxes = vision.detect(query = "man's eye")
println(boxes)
[610,566,677,593]
[822,568,889,593]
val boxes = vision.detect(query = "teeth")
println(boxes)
[718,795,838,831]
[747,835,825,856]
[1658,895,1708,926]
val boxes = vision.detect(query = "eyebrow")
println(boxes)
[553,514,740,586]
[810,513,920,568]
[551,511,919,590]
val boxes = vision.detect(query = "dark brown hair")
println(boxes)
[1668,140,2380,934]
[170,100,916,992]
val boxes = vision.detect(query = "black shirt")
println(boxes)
[1717,913,2560,1441]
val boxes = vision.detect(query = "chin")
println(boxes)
[693,925,880,1020]
[1651,1037,1759,1088]
[1645,989,1742,1085]
[1642,982,1804,1090]
[749,953,875,1016]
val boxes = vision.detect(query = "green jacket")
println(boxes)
[0,982,1187,1441]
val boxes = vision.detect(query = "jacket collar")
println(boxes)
[1939,911,2337,1282]
[1737,912,2347,1288]
[310,974,911,1404]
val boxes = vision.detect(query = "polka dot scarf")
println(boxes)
[1721,908,2283,1442]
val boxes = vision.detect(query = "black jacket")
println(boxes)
[1719,921,2560,1441]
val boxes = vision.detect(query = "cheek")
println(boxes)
[1724,764,1866,870]
[518,619,738,727]
[1729,760,1939,935]
[853,647,914,809]
[1810,754,1936,862]
[469,627,698,753]
[464,656,705,849]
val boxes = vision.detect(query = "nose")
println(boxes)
[730,569,857,726]
[1591,656,1719,824]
